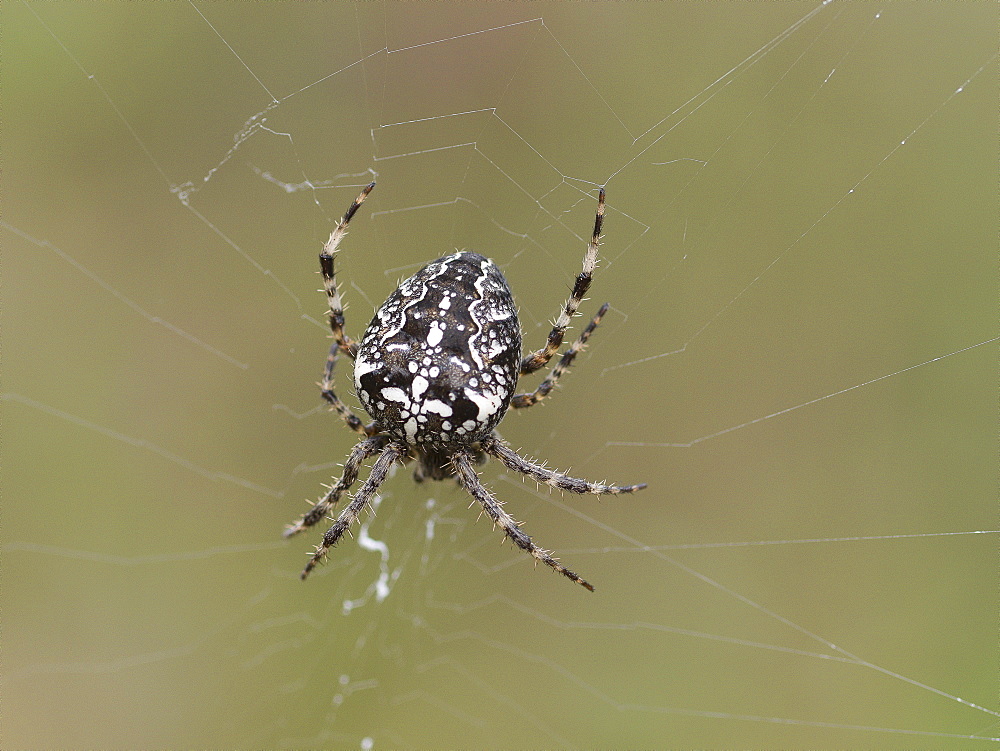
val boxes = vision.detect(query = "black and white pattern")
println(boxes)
[354,251,521,446]
[285,183,646,591]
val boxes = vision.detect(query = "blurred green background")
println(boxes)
[4,2,996,748]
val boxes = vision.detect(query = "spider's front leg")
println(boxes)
[316,182,378,436]
[452,450,595,591]
[284,434,390,538]
[301,441,405,580]
[483,435,646,495]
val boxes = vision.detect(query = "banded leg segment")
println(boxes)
[520,189,605,376]
[319,181,375,360]
[284,435,390,539]
[483,435,647,495]
[512,302,609,409]
[451,451,595,592]
[301,441,405,580]
[320,343,378,436]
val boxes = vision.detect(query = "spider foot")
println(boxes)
[533,550,594,592]
[301,544,331,579]
[300,557,321,580]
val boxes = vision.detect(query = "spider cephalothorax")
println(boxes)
[284,182,645,591]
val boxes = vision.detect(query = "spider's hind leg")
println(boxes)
[319,181,375,359]
[315,182,379,436]
[520,188,605,376]
[511,302,610,409]
[320,342,378,436]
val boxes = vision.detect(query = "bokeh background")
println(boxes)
[5,2,996,748]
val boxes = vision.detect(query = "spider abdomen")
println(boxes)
[354,251,522,446]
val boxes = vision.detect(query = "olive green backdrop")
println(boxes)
[4,2,996,748]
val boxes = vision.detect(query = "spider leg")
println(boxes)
[284,435,390,538]
[320,181,375,361]
[512,302,609,409]
[320,342,378,436]
[300,441,405,580]
[483,435,646,495]
[451,450,595,592]
[520,188,605,376]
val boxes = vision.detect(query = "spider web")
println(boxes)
[4,2,997,748]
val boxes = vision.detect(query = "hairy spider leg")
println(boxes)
[512,302,610,409]
[284,435,391,538]
[317,182,378,436]
[320,343,378,436]
[320,181,375,358]
[301,442,406,579]
[520,188,605,375]
[483,435,647,495]
[452,450,596,592]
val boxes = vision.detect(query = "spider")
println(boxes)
[284,182,645,591]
